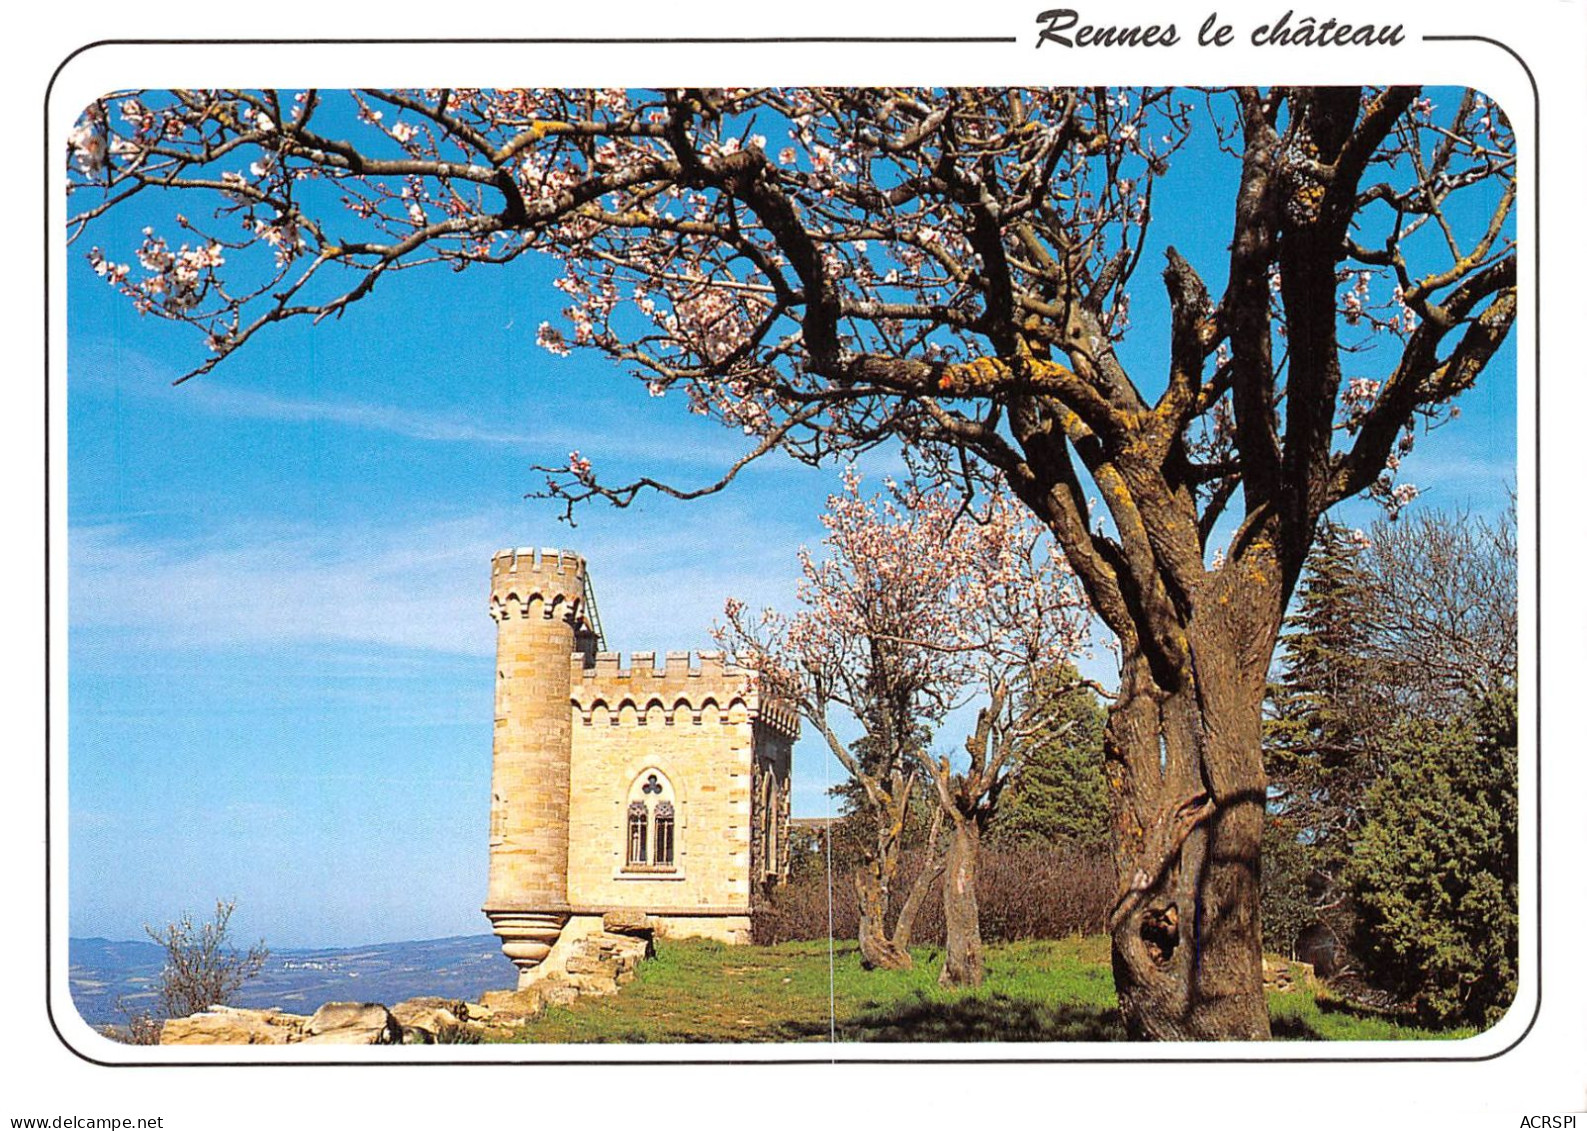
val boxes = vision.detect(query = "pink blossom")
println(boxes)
[535,322,571,357]
[717,469,1089,742]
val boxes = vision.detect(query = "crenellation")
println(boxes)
[490,548,588,631]
[571,648,749,682]
[491,545,584,577]
[565,647,787,735]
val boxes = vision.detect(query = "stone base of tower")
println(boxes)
[487,909,757,989]
[485,909,570,986]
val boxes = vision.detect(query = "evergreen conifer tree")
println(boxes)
[1265,522,1391,852]
[1262,523,1390,954]
[1345,685,1519,1028]
[989,666,1110,852]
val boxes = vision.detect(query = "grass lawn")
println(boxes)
[490,936,1476,1044]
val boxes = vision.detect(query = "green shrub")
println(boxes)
[1344,687,1518,1029]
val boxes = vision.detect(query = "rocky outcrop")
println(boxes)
[1262,955,1320,994]
[477,987,547,1024]
[159,1005,307,1045]
[157,931,655,1045]
[157,1002,402,1046]
[560,930,651,996]
[477,928,653,1023]
[300,1002,403,1045]
[389,997,470,1044]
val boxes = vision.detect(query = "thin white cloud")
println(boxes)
[71,339,768,469]
[69,514,504,656]
[68,503,816,659]
[191,385,542,448]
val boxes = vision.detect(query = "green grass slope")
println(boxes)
[492,937,1474,1044]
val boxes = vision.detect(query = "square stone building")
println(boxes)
[483,547,797,985]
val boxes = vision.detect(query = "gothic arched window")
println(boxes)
[623,770,678,872]
[654,801,675,866]
[626,801,648,865]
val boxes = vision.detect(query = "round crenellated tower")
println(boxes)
[483,546,596,982]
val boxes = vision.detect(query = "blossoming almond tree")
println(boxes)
[716,469,980,972]
[715,470,1089,981]
[915,488,1092,987]
[68,87,1516,1039]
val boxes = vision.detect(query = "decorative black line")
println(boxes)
[1422,32,1544,1064]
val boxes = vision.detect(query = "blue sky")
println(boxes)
[65,89,1517,948]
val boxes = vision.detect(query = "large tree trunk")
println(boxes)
[894,802,946,952]
[1105,607,1271,1040]
[848,764,920,970]
[893,858,943,953]
[854,865,912,969]
[939,816,984,987]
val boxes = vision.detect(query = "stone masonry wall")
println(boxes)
[565,650,796,923]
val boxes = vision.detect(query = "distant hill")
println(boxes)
[69,935,519,1027]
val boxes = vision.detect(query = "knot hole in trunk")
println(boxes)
[1141,903,1180,966]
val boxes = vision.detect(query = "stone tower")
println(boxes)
[483,545,797,988]
[483,547,596,979]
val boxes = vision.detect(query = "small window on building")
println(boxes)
[654,801,675,866]
[490,793,507,845]
[627,801,648,865]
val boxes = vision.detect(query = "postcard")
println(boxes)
[15,1,1585,1126]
